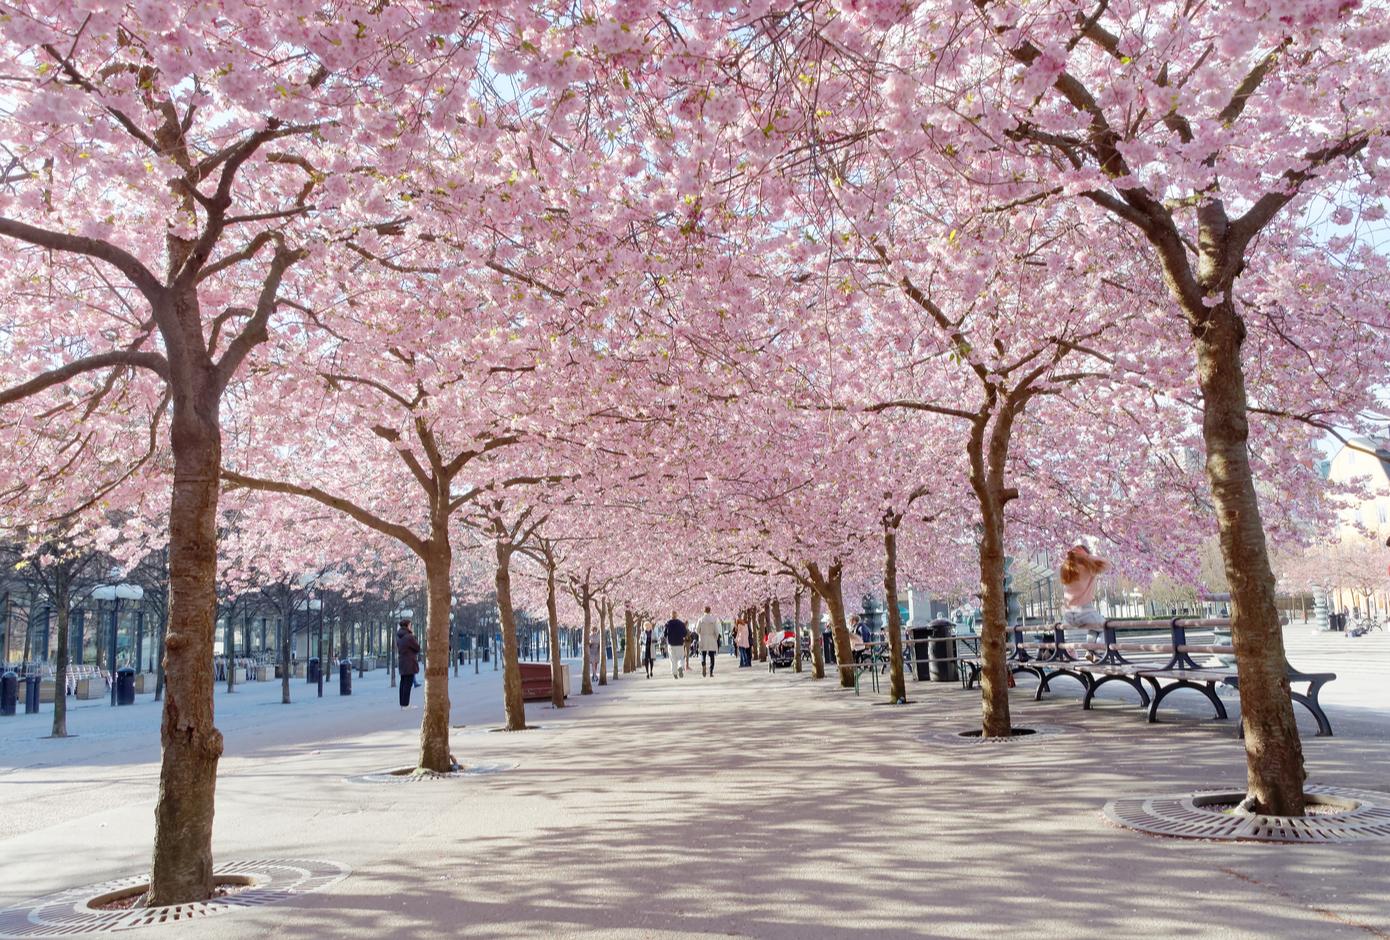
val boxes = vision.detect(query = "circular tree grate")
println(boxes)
[0,858,349,937]
[451,723,556,735]
[348,760,518,784]
[918,724,1068,747]
[1104,784,1390,843]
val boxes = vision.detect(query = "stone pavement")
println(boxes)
[0,636,1387,939]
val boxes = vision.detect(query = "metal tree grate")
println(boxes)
[348,760,518,784]
[918,724,1070,748]
[0,859,350,937]
[1103,785,1390,843]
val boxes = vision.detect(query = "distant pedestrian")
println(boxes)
[695,607,720,677]
[1061,544,1110,661]
[643,623,655,678]
[396,619,421,708]
[588,628,600,682]
[663,611,689,679]
[734,616,752,668]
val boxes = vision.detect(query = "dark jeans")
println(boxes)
[702,651,716,674]
[738,646,751,667]
[399,673,415,707]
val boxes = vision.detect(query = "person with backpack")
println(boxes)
[662,611,689,679]
[396,619,421,708]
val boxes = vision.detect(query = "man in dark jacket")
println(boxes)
[396,619,421,708]
[662,612,688,679]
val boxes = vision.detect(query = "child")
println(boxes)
[1060,544,1110,661]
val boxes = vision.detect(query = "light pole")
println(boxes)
[91,582,143,706]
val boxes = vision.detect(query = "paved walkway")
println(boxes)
[1,639,1387,938]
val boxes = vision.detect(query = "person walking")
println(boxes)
[734,616,751,668]
[396,619,421,709]
[1061,544,1110,661]
[663,611,689,679]
[588,627,600,682]
[695,607,720,677]
[643,622,655,678]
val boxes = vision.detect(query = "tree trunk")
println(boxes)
[809,589,825,679]
[418,546,455,772]
[51,580,69,738]
[623,606,636,674]
[494,541,526,732]
[975,503,1012,737]
[1196,303,1306,815]
[148,380,224,906]
[579,588,593,695]
[772,596,783,659]
[758,600,770,662]
[883,520,908,704]
[546,565,564,709]
[793,589,803,673]
[813,563,855,688]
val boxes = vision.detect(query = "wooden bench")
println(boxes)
[519,662,556,701]
[1009,619,1337,736]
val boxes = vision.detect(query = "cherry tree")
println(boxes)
[927,0,1390,812]
[0,0,554,901]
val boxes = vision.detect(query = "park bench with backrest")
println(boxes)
[1000,618,1337,735]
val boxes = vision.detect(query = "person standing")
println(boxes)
[695,607,720,677]
[1061,544,1110,661]
[734,616,752,668]
[663,611,689,679]
[588,627,600,682]
[396,619,421,709]
[643,622,655,678]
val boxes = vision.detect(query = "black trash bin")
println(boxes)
[116,666,136,705]
[338,659,352,696]
[0,673,15,717]
[907,625,933,681]
[0,671,16,716]
[307,656,321,685]
[24,674,42,713]
[481,646,489,663]
[928,619,959,683]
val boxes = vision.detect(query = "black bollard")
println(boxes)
[0,671,16,716]
[24,674,41,714]
[338,659,352,696]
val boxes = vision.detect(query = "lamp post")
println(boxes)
[317,589,325,698]
[91,583,143,706]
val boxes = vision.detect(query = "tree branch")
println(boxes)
[222,469,427,556]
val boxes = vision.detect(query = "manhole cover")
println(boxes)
[1104,785,1390,843]
[918,725,1068,747]
[348,761,518,783]
[0,858,349,937]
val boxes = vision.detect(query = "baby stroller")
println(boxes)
[766,628,797,671]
